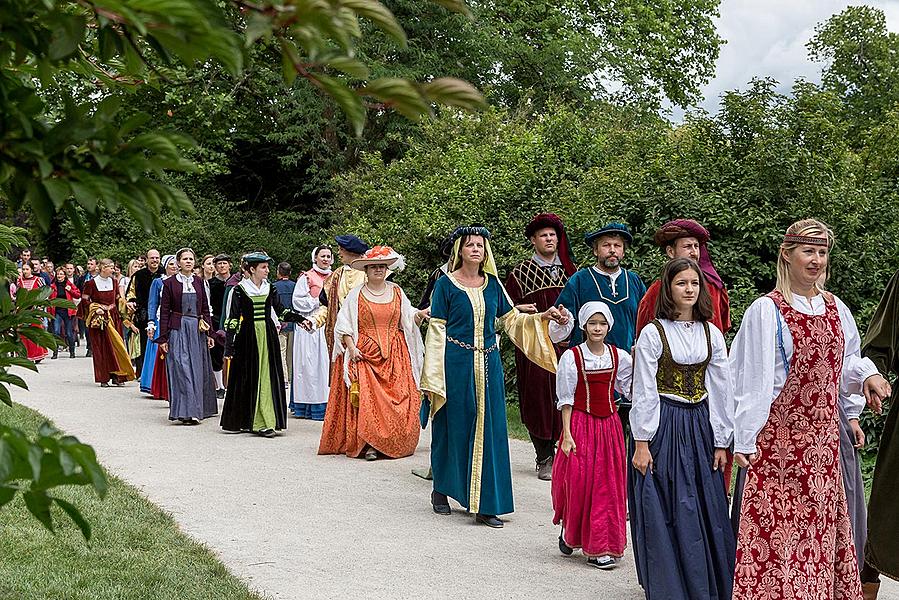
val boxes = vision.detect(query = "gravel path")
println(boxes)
[14,357,899,600]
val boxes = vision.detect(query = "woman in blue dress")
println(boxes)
[140,254,176,394]
[421,226,568,528]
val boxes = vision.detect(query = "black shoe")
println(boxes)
[475,513,503,528]
[69,348,75,358]
[85,350,92,358]
[431,491,451,516]
[52,350,58,359]
[216,388,226,399]
[559,533,573,556]
[255,429,276,438]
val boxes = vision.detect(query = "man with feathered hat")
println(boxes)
[635,219,731,335]
[505,213,578,480]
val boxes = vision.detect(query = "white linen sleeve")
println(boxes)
[841,394,866,420]
[549,318,574,343]
[555,349,578,409]
[614,349,633,399]
[836,297,879,396]
[706,325,734,448]
[629,326,663,442]
[292,275,319,314]
[730,297,779,454]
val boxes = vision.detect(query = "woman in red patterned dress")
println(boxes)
[730,219,892,599]
[11,262,49,363]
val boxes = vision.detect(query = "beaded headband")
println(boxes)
[783,234,829,247]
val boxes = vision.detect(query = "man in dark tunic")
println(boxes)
[504,214,577,480]
[208,253,231,398]
[126,248,162,376]
[861,269,899,599]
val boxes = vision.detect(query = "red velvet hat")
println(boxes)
[524,213,577,276]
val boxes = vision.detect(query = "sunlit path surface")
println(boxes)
[14,358,899,600]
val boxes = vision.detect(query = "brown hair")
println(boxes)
[654,258,713,322]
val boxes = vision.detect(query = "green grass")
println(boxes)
[0,403,264,600]
[505,402,530,441]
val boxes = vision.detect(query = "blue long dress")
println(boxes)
[139,277,163,393]
[423,273,557,516]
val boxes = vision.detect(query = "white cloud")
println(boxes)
[668,0,899,120]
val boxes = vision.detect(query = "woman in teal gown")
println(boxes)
[421,226,567,528]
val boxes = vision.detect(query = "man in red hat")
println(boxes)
[636,219,731,335]
[505,214,578,480]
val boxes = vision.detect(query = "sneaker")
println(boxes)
[559,533,573,556]
[536,457,553,481]
[587,556,617,570]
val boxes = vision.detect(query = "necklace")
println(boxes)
[678,320,695,329]
[365,285,387,297]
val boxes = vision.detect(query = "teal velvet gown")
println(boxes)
[422,273,557,516]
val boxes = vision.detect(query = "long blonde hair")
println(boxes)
[775,218,834,304]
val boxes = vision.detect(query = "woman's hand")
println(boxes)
[863,374,892,414]
[515,303,538,314]
[712,448,728,471]
[555,305,571,326]
[560,433,576,457]
[207,336,215,349]
[347,343,361,363]
[849,418,866,448]
[414,308,430,326]
[632,442,653,476]
[541,306,563,323]
[734,452,757,468]
[159,342,168,354]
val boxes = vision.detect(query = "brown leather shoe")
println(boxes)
[537,457,553,481]
[863,582,880,600]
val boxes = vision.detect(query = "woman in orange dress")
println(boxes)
[318,246,428,460]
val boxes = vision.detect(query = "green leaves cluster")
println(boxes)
[0,223,105,540]
[0,422,108,541]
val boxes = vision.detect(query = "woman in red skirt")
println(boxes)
[12,263,49,363]
[552,301,632,570]
[78,259,135,387]
[730,219,892,599]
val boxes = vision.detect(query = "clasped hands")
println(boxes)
[540,304,571,325]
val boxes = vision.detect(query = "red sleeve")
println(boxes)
[635,282,659,334]
[717,286,732,334]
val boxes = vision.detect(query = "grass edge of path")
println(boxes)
[0,402,267,600]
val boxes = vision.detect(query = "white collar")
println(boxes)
[532,253,561,268]
[175,273,196,292]
[93,275,113,291]
[239,278,270,296]
[591,266,622,281]
[311,265,332,276]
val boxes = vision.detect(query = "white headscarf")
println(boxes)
[310,247,333,276]
[578,301,614,332]
[160,255,176,280]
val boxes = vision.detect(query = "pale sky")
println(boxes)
[671,0,899,118]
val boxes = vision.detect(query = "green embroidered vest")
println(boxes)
[652,320,712,403]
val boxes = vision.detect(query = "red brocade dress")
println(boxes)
[551,343,628,557]
[734,291,861,599]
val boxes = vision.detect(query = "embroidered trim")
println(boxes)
[586,267,631,305]
[783,234,829,246]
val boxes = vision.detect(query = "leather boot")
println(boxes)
[863,582,880,600]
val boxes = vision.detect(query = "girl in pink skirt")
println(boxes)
[552,301,632,569]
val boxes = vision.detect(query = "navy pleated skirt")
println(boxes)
[630,397,735,600]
